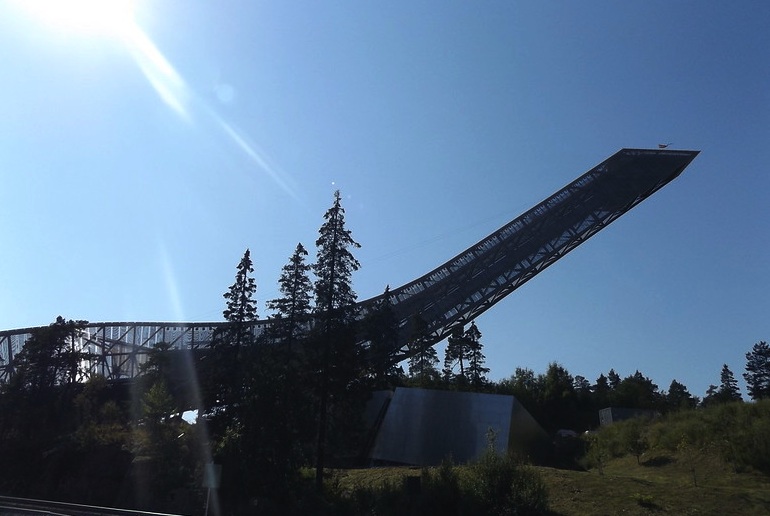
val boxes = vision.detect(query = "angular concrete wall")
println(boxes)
[369,387,548,466]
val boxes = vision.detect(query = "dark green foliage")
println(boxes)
[73,375,128,447]
[613,371,663,411]
[719,363,742,400]
[267,242,313,354]
[666,379,697,411]
[622,418,649,465]
[464,451,550,515]
[203,249,259,419]
[539,362,579,433]
[0,317,94,451]
[443,326,470,384]
[703,364,743,406]
[593,374,610,406]
[442,322,489,388]
[312,189,364,487]
[744,341,770,400]
[263,242,316,482]
[338,454,548,516]
[362,286,402,388]
[497,367,541,406]
[406,314,440,385]
[222,248,258,326]
[10,316,91,392]
[586,400,770,474]
[133,381,195,500]
[313,190,361,321]
[464,322,489,388]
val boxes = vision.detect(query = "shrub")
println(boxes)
[587,400,770,474]
[338,454,549,515]
[464,450,549,515]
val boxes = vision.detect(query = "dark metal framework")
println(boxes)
[0,149,698,382]
[0,321,268,382]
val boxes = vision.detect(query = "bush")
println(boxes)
[584,400,770,474]
[464,451,549,515]
[337,454,549,515]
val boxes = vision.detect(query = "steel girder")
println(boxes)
[0,321,267,382]
[0,149,698,381]
[357,148,699,361]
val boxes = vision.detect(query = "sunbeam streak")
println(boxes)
[157,239,186,321]
[121,20,299,199]
[215,117,301,201]
[123,24,191,119]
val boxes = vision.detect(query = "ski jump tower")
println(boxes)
[0,148,699,381]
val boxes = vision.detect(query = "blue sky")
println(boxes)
[1,1,768,400]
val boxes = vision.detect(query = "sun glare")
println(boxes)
[15,0,136,37]
[13,0,296,198]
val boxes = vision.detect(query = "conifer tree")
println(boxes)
[313,190,361,322]
[744,341,770,400]
[704,384,718,405]
[13,316,90,392]
[593,373,611,409]
[267,243,313,355]
[221,248,258,348]
[444,326,470,384]
[311,190,362,487]
[407,314,439,383]
[718,364,742,401]
[362,286,400,387]
[205,249,258,412]
[262,243,316,483]
[666,379,697,410]
[465,322,489,388]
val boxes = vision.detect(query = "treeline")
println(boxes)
[1,190,768,514]
[405,343,770,436]
[0,191,372,513]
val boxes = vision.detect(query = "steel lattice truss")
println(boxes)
[359,148,699,361]
[0,148,698,382]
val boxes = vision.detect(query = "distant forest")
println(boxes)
[1,190,768,514]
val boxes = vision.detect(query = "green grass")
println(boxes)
[541,451,770,515]
[328,450,770,515]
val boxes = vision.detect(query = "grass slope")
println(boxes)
[541,452,770,515]
[332,451,770,515]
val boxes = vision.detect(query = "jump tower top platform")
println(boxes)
[1,148,699,382]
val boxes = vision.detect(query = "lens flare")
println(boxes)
[13,0,298,200]
[14,0,135,37]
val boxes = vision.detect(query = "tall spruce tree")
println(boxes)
[744,341,770,400]
[406,314,439,384]
[205,249,258,412]
[222,248,258,346]
[266,243,313,356]
[443,326,470,384]
[465,322,489,388]
[718,364,742,401]
[593,373,611,409]
[312,190,362,487]
[265,242,315,473]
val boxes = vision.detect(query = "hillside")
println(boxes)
[334,451,770,515]
[541,453,770,515]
